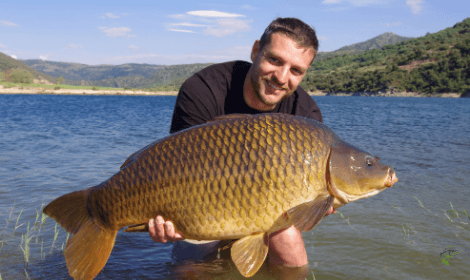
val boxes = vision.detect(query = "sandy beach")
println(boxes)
[0,84,462,98]
[0,84,178,96]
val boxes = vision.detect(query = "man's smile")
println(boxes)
[265,79,287,92]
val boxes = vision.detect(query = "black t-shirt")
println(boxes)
[170,60,323,134]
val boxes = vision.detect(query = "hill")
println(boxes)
[336,32,413,52]
[21,60,166,81]
[301,17,470,96]
[21,60,212,89]
[0,52,55,84]
[314,32,413,62]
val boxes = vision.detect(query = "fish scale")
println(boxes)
[43,113,397,279]
[92,114,326,237]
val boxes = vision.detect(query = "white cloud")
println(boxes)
[172,23,209,27]
[39,55,51,60]
[317,36,327,41]
[203,18,251,37]
[169,14,186,19]
[0,43,6,48]
[11,54,17,59]
[322,0,388,6]
[128,45,139,51]
[169,29,196,33]
[406,0,423,14]
[0,20,18,26]
[106,13,120,19]
[100,13,124,19]
[187,10,245,18]
[66,43,83,49]
[240,4,257,11]
[99,27,133,37]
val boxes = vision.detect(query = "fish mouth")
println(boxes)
[384,167,398,188]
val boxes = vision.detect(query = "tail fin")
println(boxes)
[43,189,118,279]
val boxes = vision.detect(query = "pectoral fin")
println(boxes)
[287,195,334,232]
[231,232,269,278]
[123,222,149,232]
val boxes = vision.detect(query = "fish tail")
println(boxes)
[43,189,118,279]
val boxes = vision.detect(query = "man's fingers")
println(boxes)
[164,221,176,242]
[148,215,184,243]
[155,216,168,243]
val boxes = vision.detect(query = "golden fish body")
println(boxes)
[44,113,397,279]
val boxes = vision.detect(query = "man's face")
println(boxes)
[247,33,315,110]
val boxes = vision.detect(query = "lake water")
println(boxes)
[0,94,468,279]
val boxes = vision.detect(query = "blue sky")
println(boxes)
[1,0,469,65]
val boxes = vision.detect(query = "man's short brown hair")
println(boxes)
[259,17,319,56]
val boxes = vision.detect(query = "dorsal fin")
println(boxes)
[120,141,155,170]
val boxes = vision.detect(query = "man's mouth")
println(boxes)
[264,79,287,92]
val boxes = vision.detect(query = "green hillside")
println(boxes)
[314,32,413,62]
[301,18,470,96]
[0,52,54,83]
[21,60,212,90]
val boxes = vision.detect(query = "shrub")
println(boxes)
[9,69,33,84]
[92,86,99,90]
[54,86,61,90]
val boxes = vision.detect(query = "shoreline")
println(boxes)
[0,85,178,96]
[0,85,463,98]
[308,90,462,98]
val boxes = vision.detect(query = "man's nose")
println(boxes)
[272,66,289,85]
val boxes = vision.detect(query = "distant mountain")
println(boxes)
[20,60,213,89]
[21,60,166,81]
[0,52,55,83]
[314,32,414,62]
[336,32,414,52]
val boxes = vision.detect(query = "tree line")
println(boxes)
[301,18,470,96]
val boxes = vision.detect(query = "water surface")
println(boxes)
[0,94,468,279]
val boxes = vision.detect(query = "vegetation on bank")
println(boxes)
[0,81,120,91]
[300,18,470,96]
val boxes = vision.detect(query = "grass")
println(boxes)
[0,203,70,277]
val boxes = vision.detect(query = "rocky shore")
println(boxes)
[0,85,464,98]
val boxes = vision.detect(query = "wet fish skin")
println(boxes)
[43,113,397,279]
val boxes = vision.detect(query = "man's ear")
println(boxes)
[250,40,260,62]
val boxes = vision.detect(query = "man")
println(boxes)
[148,17,335,269]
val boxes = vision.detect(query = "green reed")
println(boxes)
[20,222,31,266]
[1,202,69,275]
[14,209,24,230]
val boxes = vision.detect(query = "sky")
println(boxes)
[1,0,469,66]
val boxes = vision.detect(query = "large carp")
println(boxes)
[44,113,398,279]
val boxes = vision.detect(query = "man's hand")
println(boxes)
[148,216,184,243]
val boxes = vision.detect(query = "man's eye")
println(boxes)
[268,57,279,63]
